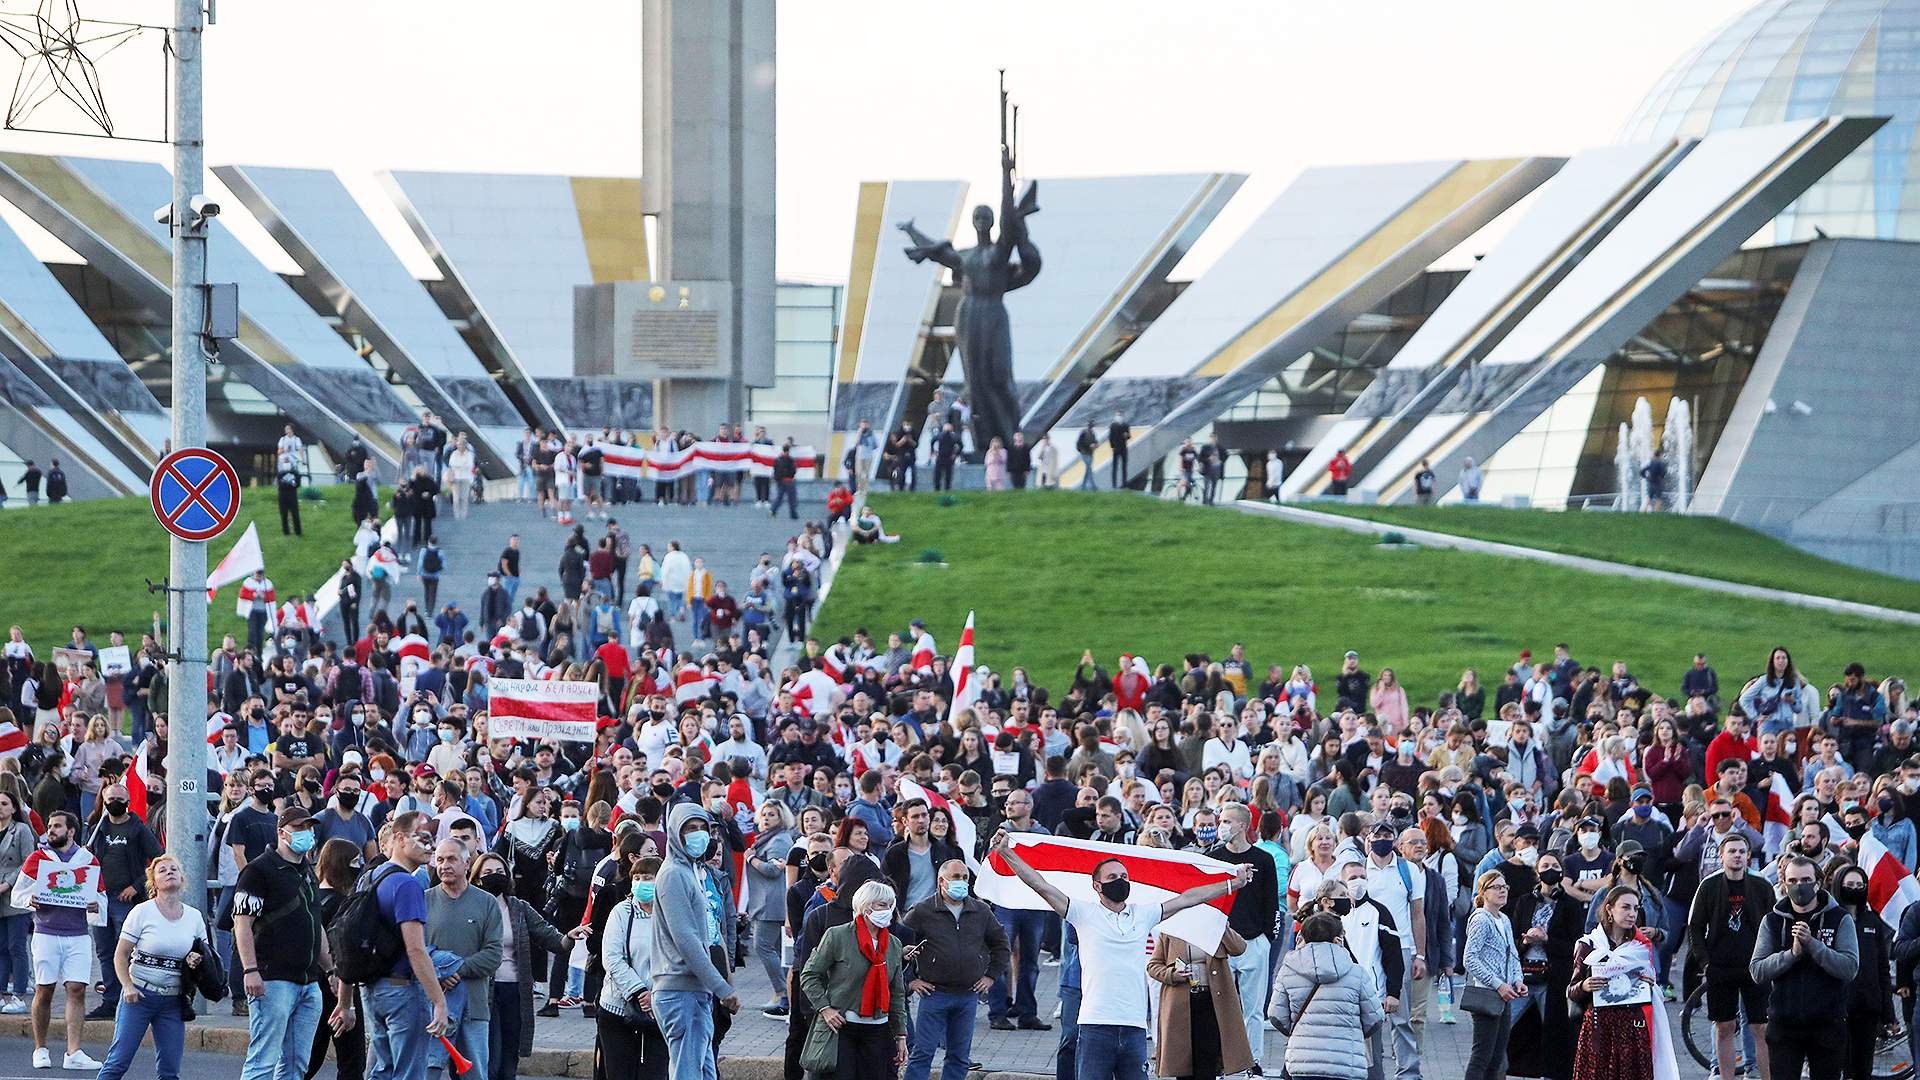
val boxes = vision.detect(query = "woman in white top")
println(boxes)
[1288,791,1333,862]
[94,853,204,1080]
[445,435,477,521]
[553,444,577,526]
[1287,822,1341,919]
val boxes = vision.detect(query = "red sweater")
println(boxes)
[1704,730,1757,781]
[1641,742,1693,804]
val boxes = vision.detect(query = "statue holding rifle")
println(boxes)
[899,71,1041,450]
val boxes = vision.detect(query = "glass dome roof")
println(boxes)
[1624,0,1920,242]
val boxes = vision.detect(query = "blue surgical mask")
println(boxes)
[684,831,711,858]
[1632,804,1653,819]
[945,880,969,901]
[439,730,458,744]
[631,881,656,904]
[1195,826,1217,844]
[289,829,316,855]
[562,818,580,831]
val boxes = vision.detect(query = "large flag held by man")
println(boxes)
[975,829,1242,952]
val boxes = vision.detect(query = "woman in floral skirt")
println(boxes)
[1567,884,1661,1080]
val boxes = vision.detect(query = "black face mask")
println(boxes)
[1621,855,1647,875]
[1330,897,1354,916]
[104,800,129,818]
[477,872,511,897]
[808,852,830,876]
[1536,868,1565,888]
[337,792,360,811]
[1098,878,1131,903]
[254,788,274,805]
[1838,882,1869,906]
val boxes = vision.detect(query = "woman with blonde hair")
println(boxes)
[1462,870,1526,1080]
[68,714,116,821]
[797,879,908,1079]
[1288,823,1341,921]
[94,853,204,1080]
[1455,669,1485,722]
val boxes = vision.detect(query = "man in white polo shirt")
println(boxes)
[1362,821,1426,1080]
[992,830,1251,1080]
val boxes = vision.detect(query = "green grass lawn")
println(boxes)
[1302,502,1920,614]
[815,492,1915,705]
[0,487,360,652]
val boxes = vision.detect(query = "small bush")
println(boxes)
[1382,531,1408,545]
[938,494,959,507]
[916,548,945,564]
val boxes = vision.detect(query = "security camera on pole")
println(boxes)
[162,0,212,912]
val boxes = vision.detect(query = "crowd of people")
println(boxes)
[10,538,1920,1080]
[509,426,810,525]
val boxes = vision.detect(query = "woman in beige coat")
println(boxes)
[1147,927,1252,1080]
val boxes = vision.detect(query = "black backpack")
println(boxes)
[329,862,410,985]
[422,547,443,575]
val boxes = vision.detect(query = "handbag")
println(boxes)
[799,1014,839,1073]
[1458,984,1504,1016]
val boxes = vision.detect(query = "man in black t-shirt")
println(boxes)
[499,534,522,608]
[272,712,326,780]
[233,806,339,1080]
[84,783,162,1017]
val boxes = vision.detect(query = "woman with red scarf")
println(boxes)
[798,879,909,1079]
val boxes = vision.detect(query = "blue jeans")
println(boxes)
[653,989,716,1080]
[218,886,246,1001]
[242,979,323,1080]
[517,467,534,501]
[1077,454,1097,489]
[1055,986,1080,1080]
[1075,1023,1146,1080]
[770,480,798,519]
[905,989,978,1080]
[98,992,186,1080]
[92,898,134,1005]
[663,590,686,621]
[369,980,432,1080]
[990,908,1046,1023]
[0,912,28,993]
[433,1012,488,1080]
[690,598,709,640]
[502,576,520,609]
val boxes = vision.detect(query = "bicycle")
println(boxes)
[1679,983,1913,1079]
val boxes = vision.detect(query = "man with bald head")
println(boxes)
[425,839,502,1080]
[988,788,1053,1031]
[902,859,1010,1080]
[1206,800,1281,1075]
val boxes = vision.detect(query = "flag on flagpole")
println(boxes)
[206,523,264,599]
[975,830,1240,952]
[126,750,154,822]
[947,612,978,723]
[489,679,599,742]
[1762,771,1797,857]
[1859,831,1920,931]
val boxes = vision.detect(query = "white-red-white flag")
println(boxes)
[791,667,838,718]
[206,714,229,746]
[490,678,599,743]
[126,751,154,822]
[976,830,1239,952]
[674,665,718,705]
[0,712,26,761]
[1762,771,1796,857]
[1860,831,1920,931]
[947,612,977,723]
[206,523,264,600]
[911,630,937,671]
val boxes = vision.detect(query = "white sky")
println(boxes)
[0,0,1754,282]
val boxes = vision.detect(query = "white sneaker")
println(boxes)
[31,1048,50,1069]
[62,1050,100,1070]
[2,996,25,1014]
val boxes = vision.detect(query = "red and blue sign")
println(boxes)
[150,447,241,542]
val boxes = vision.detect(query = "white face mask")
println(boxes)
[1577,830,1600,851]
[866,908,894,928]
[1516,846,1539,867]
[1347,880,1368,902]
[1452,813,1469,827]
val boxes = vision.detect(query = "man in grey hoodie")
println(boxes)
[651,803,740,1080]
